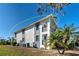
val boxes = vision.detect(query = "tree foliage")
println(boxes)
[0,37,16,46]
[37,3,70,16]
[45,24,77,54]
[0,39,6,45]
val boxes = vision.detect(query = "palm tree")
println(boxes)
[46,24,77,54]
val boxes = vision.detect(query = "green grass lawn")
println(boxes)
[0,45,47,56]
[0,45,24,56]
[0,45,79,56]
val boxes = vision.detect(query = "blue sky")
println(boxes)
[0,3,79,39]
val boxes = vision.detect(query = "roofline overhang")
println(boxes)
[14,14,57,34]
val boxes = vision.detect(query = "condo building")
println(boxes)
[14,14,57,48]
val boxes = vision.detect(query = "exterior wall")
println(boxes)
[50,16,57,32]
[15,15,56,48]
[16,32,22,44]
[39,18,51,48]
[33,18,51,48]
[25,25,34,47]
[34,26,40,48]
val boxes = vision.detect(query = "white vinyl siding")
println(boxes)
[25,26,34,47]
[16,32,22,44]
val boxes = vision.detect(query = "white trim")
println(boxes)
[15,14,54,33]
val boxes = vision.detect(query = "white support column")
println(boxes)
[39,24,43,48]
[47,19,50,38]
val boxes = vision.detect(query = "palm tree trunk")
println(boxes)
[61,49,65,54]
[57,48,65,54]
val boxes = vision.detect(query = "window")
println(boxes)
[22,38,25,42]
[20,38,25,43]
[42,22,48,32]
[42,34,47,45]
[36,35,39,41]
[36,23,39,30]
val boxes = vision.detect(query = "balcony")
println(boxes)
[35,30,40,35]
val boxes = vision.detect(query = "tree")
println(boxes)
[75,35,79,46]
[6,39,11,45]
[7,37,17,46]
[37,3,70,16]
[11,37,17,46]
[46,24,77,54]
[0,38,7,45]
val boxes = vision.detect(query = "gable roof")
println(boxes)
[14,14,56,33]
